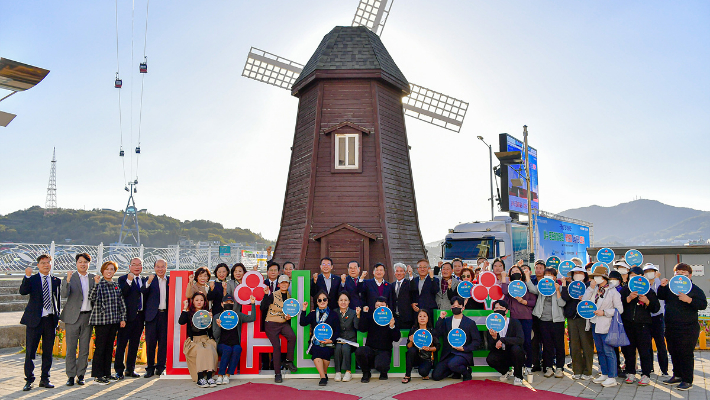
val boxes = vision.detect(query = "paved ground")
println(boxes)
[0,311,22,326]
[0,347,707,400]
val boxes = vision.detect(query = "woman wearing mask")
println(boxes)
[608,270,625,378]
[643,263,669,377]
[613,261,630,288]
[460,267,484,310]
[213,293,257,385]
[528,267,566,378]
[179,292,219,388]
[333,292,359,383]
[562,266,594,380]
[501,264,536,374]
[300,290,340,386]
[402,309,439,383]
[583,265,623,388]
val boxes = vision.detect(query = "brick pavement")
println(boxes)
[0,347,707,400]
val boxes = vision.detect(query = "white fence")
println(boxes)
[0,242,268,274]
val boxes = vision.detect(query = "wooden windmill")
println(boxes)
[242,1,470,278]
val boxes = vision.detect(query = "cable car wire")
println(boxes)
[116,0,127,186]
[129,0,135,182]
[136,0,149,180]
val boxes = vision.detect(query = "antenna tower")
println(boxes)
[118,181,141,245]
[44,148,57,216]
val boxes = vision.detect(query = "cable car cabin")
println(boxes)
[115,78,122,88]
[139,62,147,73]
[135,146,141,154]
[119,149,125,157]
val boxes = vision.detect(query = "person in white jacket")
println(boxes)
[583,265,623,388]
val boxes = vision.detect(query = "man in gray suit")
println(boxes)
[59,253,95,386]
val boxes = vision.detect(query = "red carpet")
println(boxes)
[190,382,361,400]
[394,380,583,400]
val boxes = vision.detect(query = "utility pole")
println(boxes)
[477,136,495,220]
[44,148,57,215]
[523,126,534,262]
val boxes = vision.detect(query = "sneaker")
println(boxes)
[499,371,511,381]
[554,369,564,378]
[96,378,110,385]
[677,382,692,391]
[222,376,229,385]
[602,377,618,387]
[514,378,523,386]
[207,378,217,388]
[343,371,352,382]
[361,372,371,383]
[544,369,554,378]
[572,375,581,380]
[319,378,327,386]
[593,374,608,384]
[197,378,209,388]
[215,376,223,385]
[625,375,636,384]
[663,376,682,385]
[581,374,592,380]
[638,375,650,386]
[334,372,342,382]
[524,367,531,376]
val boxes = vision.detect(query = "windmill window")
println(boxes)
[335,133,358,169]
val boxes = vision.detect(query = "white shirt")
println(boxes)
[78,272,92,312]
[39,272,53,317]
[395,279,405,294]
[127,275,144,311]
[451,316,462,330]
[375,279,384,286]
[323,274,332,293]
[158,276,167,310]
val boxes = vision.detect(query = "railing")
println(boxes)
[0,242,268,274]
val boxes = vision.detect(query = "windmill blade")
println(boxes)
[242,47,304,90]
[0,110,16,127]
[402,83,468,133]
[352,0,394,36]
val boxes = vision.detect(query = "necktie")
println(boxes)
[136,279,143,311]
[396,281,401,295]
[42,275,52,313]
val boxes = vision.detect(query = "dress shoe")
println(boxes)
[38,380,54,388]
[77,375,85,385]
[66,377,75,386]
[144,370,155,378]
[126,371,140,378]
[23,382,32,391]
[111,373,124,381]
[155,369,164,376]
[361,372,371,383]
[274,374,283,383]
[379,372,388,380]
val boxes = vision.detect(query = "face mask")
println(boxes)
[617,267,628,275]
[451,307,462,315]
[608,280,619,288]
[495,310,506,316]
[223,304,234,311]
[573,274,585,282]
[594,276,604,285]
[510,273,522,281]
[644,272,656,280]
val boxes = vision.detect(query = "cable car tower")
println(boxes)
[118,180,140,245]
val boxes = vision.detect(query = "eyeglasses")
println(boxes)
[317,298,328,303]
[462,274,471,278]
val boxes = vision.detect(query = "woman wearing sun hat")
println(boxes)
[582,265,623,388]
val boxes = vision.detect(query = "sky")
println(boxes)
[1,1,708,244]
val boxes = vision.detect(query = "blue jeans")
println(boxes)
[592,329,617,378]
[217,344,242,376]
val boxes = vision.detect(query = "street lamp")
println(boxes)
[477,136,494,221]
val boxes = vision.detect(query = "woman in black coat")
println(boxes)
[299,290,340,386]
[402,309,439,383]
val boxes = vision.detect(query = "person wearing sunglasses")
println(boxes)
[299,291,340,386]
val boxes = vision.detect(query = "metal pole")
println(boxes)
[488,143,494,220]
[523,125,535,262]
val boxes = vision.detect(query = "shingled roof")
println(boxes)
[291,26,409,94]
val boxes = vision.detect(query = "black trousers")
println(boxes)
[24,316,57,382]
[621,322,653,377]
[355,346,392,374]
[539,320,565,369]
[432,353,471,381]
[666,323,700,384]
[92,323,119,378]
[486,345,526,379]
[405,347,433,377]
[145,311,168,374]
[531,316,542,368]
[115,312,145,374]
[650,315,669,374]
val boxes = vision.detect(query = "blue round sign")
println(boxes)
[546,256,561,269]
[486,313,507,333]
[669,275,692,295]
[625,249,643,267]
[192,310,212,330]
[373,306,393,326]
[282,298,301,318]
[508,280,528,298]
[577,300,597,319]
[447,328,467,348]
[313,323,333,341]
[457,281,473,298]
[558,261,576,277]
[567,280,586,299]
[597,248,615,264]
[628,276,650,296]
[592,261,610,275]
[412,329,433,349]
[219,310,239,330]
[537,277,557,296]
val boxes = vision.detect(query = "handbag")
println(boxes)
[604,309,630,347]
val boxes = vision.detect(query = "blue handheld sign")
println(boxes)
[537,277,556,297]
[546,256,561,269]
[313,323,333,341]
[219,310,239,330]
[457,281,473,298]
[558,261,576,277]
[567,280,586,300]
[486,313,507,333]
[192,310,212,329]
[413,329,433,349]
[597,248,615,264]
[625,249,643,267]
[592,261,610,275]
[373,306,393,326]
[628,276,650,296]
[508,280,528,298]
[576,300,597,319]
[447,328,467,348]
[669,275,692,295]
[282,298,301,318]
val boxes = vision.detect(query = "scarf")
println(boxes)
[442,278,449,292]
[310,308,332,349]
[595,284,608,302]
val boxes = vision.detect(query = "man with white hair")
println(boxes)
[114,257,145,380]
[391,263,413,328]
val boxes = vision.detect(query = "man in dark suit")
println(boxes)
[311,257,341,309]
[20,254,61,391]
[339,261,365,310]
[432,296,481,381]
[59,253,95,386]
[141,259,170,378]
[485,300,526,385]
[391,263,413,328]
[359,263,394,310]
[114,257,146,379]
[410,259,439,316]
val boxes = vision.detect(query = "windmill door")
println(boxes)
[314,223,376,276]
